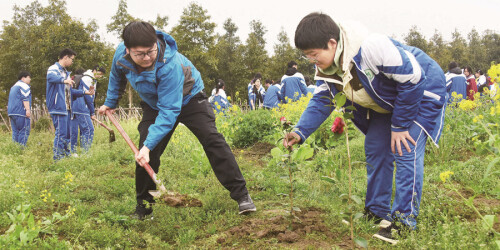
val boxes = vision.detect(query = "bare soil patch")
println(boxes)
[158,193,203,207]
[217,208,342,248]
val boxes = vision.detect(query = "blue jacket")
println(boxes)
[46,62,85,115]
[281,72,308,103]
[104,31,204,150]
[210,92,231,114]
[8,80,32,117]
[295,34,446,146]
[72,70,96,116]
[249,85,266,109]
[445,72,467,102]
[263,84,282,109]
[306,85,316,95]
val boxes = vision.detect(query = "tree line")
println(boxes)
[1,0,498,109]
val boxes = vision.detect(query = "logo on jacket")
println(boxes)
[364,69,375,81]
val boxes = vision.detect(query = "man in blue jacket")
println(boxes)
[283,13,446,244]
[70,66,106,152]
[263,79,282,109]
[98,21,256,219]
[8,71,32,147]
[46,49,94,160]
[280,60,308,103]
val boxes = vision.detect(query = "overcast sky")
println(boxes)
[1,0,499,53]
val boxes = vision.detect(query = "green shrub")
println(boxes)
[33,116,52,132]
[231,109,277,148]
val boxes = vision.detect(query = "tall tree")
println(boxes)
[213,18,246,100]
[243,20,268,79]
[107,0,168,38]
[449,29,468,68]
[428,30,452,71]
[403,26,429,53]
[482,30,500,69]
[266,29,300,82]
[0,0,113,107]
[170,2,217,88]
[467,28,488,71]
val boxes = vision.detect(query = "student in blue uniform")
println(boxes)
[444,61,466,103]
[283,13,447,244]
[263,79,282,109]
[70,66,106,152]
[280,60,308,103]
[46,49,95,160]
[98,21,256,220]
[8,71,32,147]
[209,79,231,114]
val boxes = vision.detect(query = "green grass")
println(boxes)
[0,115,499,249]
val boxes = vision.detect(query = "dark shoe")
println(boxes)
[133,203,153,220]
[373,223,399,245]
[361,207,383,224]
[237,194,256,215]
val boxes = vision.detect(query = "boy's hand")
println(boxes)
[283,132,301,150]
[98,105,114,115]
[391,131,416,156]
[136,146,150,167]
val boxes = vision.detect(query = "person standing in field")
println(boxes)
[46,49,94,160]
[280,60,308,103]
[283,12,447,244]
[444,61,466,103]
[464,66,477,100]
[70,66,106,153]
[7,71,32,147]
[98,21,256,220]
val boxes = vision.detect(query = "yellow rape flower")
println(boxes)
[440,171,454,183]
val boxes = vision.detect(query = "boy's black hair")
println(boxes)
[74,68,85,75]
[448,61,459,70]
[93,65,106,74]
[295,12,340,50]
[18,71,31,80]
[287,60,298,68]
[254,73,262,80]
[265,79,272,84]
[59,48,77,60]
[122,21,157,48]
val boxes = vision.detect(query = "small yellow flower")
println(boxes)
[227,96,231,101]
[440,171,454,183]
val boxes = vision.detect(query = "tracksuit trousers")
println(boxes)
[10,116,30,146]
[136,91,249,204]
[51,111,71,160]
[364,111,427,229]
[70,114,94,152]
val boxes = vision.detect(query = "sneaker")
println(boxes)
[237,194,257,215]
[361,208,383,224]
[373,223,399,245]
[133,203,153,220]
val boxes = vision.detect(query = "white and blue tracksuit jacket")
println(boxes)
[104,31,204,150]
[263,84,282,109]
[280,72,308,102]
[46,62,85,115]
[72,70,96,116]
[445,71,466,102]
[295,34,446,146]
[8,80,32,117]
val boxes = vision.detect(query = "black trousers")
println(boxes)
[136,92,248,204]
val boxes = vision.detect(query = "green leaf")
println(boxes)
[354,212,364,220]
[335,93,346,107]
[354,237,368,248]
[295,145,314,162]
[20,231,28,245]
[271,147,283,159]
[351,195,362,205]
[320,176,337,184]
[482,214,496,230]
[345,105,357,111]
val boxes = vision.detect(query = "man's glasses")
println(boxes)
[131,46,158,59]
[301,55,319,63]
